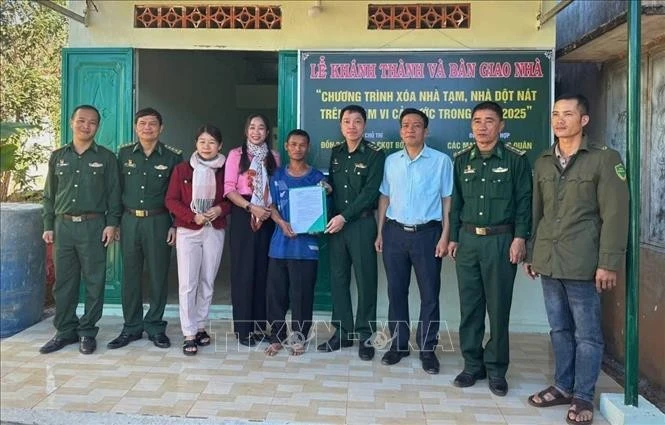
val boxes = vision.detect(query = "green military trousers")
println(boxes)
[53,216,107,339]
[120,213,172,336]
[328,215,378,340]
[455,230,517,378]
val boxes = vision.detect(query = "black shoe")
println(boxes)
[358,339,375,361]
[148,333,171,348]
[381,349,410,365]
[419,351,440,374]
[39,336,78,354]
[317,335,353,352]
[488,377,508,396]
[238,335,256,347]
[107,331,143,349]
[79,336,97,354]
[453,369,487,388]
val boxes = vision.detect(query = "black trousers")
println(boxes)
[382,220,442,352]
[229,204,274,339]
[266,258,318,344]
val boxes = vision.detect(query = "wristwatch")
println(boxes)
[245,203,252,212]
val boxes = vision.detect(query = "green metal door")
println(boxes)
[61,48,134,304]
[278,50,331,312]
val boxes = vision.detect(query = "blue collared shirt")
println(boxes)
[379,145,453,225]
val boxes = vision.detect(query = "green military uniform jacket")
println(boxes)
[43,142,122,231]
[450,141,532,242]
[328,139,385,221]
[527,137,629,280]
[117,141,183,211]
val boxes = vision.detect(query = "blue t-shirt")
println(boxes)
[268,166,325,260]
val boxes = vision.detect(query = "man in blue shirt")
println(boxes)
[265,129,331,356]
[375,108,453,374]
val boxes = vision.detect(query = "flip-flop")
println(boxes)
[566,397,594,425]
[264,342,282,356]
[528,385,573,408]
[289,343,305,356]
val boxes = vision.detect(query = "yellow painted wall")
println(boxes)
[68,0,555,49]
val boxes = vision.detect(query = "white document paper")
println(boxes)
[289,186,326,234]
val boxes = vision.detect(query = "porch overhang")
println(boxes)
[557,4,665,62]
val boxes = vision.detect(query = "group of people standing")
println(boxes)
[40,93,627,425]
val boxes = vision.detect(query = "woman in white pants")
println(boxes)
[165,125,231,355]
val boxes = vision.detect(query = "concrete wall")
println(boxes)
[555,46,665,389]
[68,0,555,50]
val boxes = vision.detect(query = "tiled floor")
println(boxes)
[1,316,621,424]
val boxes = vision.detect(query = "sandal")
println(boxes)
[566,397,594,425]
[528,385,572,408]
[288,343,305,356]
[264,342,282,356]
[195,330,211,346]
[183,339,198,356]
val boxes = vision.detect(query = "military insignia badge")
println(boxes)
[154,164,168,170]
[355,163,367,169]
[88,162,103,168]
[125,159,136,168]
[615,163,627,181]
[492,167,509,173]
[463,165,476,174]
[57,159,69,167]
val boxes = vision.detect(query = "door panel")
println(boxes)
[62,48,134,304]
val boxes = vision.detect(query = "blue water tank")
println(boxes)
[0,203,45,338]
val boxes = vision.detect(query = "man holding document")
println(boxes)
[265,129,331,356]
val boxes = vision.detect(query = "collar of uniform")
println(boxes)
[470,141,503,161]
[65,141,99,152]
[132,141,163,155]
[343,139,366,154]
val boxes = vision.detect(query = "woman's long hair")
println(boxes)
[239,113,277,175]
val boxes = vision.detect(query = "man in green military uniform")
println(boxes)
[107,108,182,350]
[448,101,532,396]
[40,104,122,355]
[318,104,385,361]
[524,94,628,425]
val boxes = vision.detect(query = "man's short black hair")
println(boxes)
[555,93,590,116]
[135,107,163,125]
[286,129,310,144]
[472,101,503,121]
[71,104,100,122]
[339,104,367,123]
[399,108,429,128]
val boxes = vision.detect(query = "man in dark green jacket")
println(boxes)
[448,101,532,396]
[108,108,182,350]
[317,104,385,361]
[525,94,628,425]
[40,104,122,355]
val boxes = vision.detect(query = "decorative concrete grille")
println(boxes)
[368,3,470,29]
[134,5,282,29]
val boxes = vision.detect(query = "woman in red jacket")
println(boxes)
[165,125,231,355]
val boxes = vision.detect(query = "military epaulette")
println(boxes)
[331,141,345,150]
[118,142,136,150]
[366,141,382,151]
[454,145,473,158]
[163,144,182,155]
[504,142,526,156]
